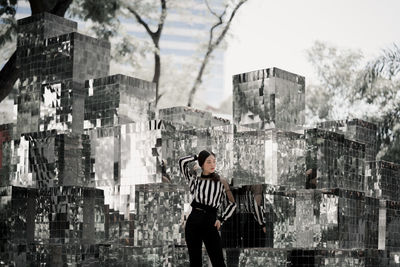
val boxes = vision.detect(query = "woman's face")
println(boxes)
[202,154,216,175]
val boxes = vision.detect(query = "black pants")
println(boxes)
[185,209,226,267]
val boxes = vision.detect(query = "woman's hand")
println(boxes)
[193,164,199,171]
[214,220,221,231]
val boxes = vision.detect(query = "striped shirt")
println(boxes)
[240,188,266,226]
[179,155,236,223]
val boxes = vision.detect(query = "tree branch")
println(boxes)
[126,6,155,38]
[187,0,248,107]
[204,0,227,19]
[0,51,18,102]
[28,0,47,14]
[50,0,73,16]
[212,0,247,49]
[127,0,167,106]
[155,0,167,38]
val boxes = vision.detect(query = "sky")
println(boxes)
[222,0,400,102]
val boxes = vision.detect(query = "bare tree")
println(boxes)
[125,0,167,105]
[187,0,248,107]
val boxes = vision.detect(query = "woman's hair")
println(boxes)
[198,150,219,182]
[197,150,215,167]
[210,172,220,182]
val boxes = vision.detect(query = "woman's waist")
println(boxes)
[191,200,218,215]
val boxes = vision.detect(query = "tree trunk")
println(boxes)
[186,0,247,107]
[153,46,161,105]
[187,50,212,107]
[0,52,18,102]
[127,0,166,106]
[29,0,49,14]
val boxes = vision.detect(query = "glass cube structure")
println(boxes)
[3,11,400,266]
[1,131,91,188]
[305,129,366,191]
[366,161,400,201]
[16,13,110,135]
[0,186,37,266]
[233,127,305,187]
[233,67,305,131]
[159,106,231,128]
[84,74,156,130]
[318,119,378,161]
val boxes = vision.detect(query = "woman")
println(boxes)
[179,150,236,267]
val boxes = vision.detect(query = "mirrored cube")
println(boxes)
[31,187,104,265]
[233,67,305,131]
[88,121,164,216]
[0,186,37,266]
[295,189,379,250]
[34,186,105,245]
[305,129,365,191]
[27,243,102,266]
[16,14,110,135]
[1,131,91,188]
[159,106,231,128]
[134,183,190,247]
[385,200,400,251]
[366,161,400,201]
[1,134,34,187]
[221,185,296,249]
[233,127,305,187]
[318,119,378,161]
[164,123,234,185]
[17,12,77,48]
[124,245,179,266]
[102,209,136,260]
[288,249,389,267]
[225,248,288,267]
[84,75,156,130]
[0,124,15,183]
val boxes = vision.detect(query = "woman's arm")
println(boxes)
[218,178,237,225]
[253,192,267,233]
[178,155,198,194]
[252,185,267,229]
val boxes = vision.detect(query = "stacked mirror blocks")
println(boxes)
[1,13,400,267]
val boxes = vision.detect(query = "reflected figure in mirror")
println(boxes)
[240,184,269,248]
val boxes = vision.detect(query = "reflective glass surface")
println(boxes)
[2,13,400,267]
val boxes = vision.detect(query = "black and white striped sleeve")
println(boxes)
[252,197,266,227]
[218,180,236,224]
[178,155,197,194]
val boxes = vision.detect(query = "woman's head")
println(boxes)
[198,150,216,175]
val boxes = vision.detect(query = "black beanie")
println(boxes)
[197,150,214,167]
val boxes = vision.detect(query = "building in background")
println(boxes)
[10,0,226,107]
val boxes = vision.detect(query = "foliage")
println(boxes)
[360,44,400,97]
[306,41,400,163]
[68,0,120,40]
[0,0,17,48]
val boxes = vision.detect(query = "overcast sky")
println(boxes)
[222,0,400,101]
